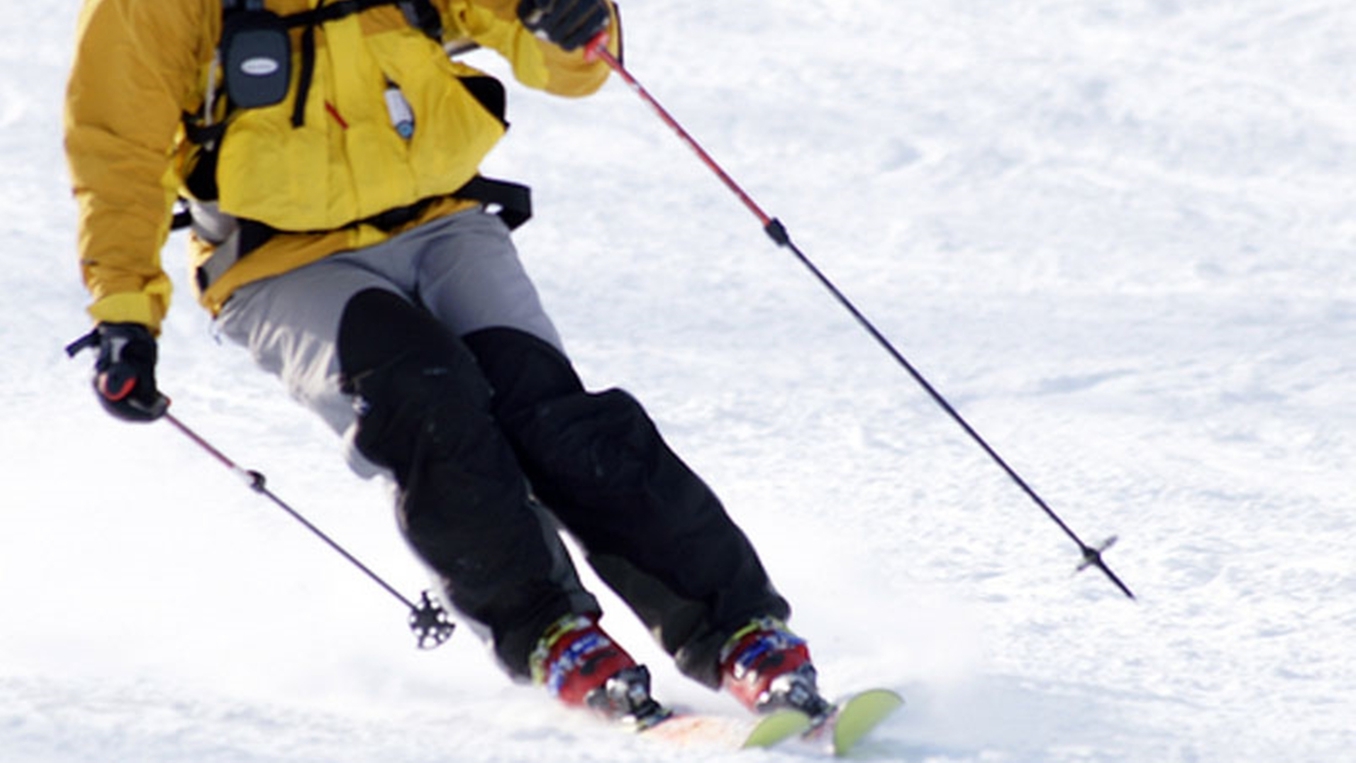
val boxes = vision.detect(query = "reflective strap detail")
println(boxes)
[189,200,248,293]
[460,175,532,230]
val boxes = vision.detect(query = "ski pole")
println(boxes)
[586,37,1134,600]
[162,409,456,646]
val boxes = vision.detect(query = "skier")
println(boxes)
[64,0,826,721]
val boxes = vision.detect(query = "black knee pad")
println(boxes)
[462,327,656,491]
[462,327,584,423]
[338,288,471,388]
[518,388,661,494]
[337,289,497,483]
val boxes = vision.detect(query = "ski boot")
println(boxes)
[719,617,833,720]
[530,614,670,728]
[584,665,671,730]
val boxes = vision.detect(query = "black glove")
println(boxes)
[66,323,169,422]
[517,0,611,52]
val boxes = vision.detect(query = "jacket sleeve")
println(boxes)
[64,0,211,332]
[442,0,620,96]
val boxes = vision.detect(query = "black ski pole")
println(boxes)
[586,37,1134,600]
[162,410,457,646]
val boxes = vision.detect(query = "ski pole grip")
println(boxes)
[584,31,611,63]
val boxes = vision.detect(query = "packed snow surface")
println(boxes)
[3,1,1353,761]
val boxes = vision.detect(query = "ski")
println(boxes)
[639,707,811,750]
[581,664,900,754]
[811,688,906,756]
[637,688,903,755]
[745,708,817,748]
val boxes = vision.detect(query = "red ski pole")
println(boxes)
[585,35,1134,600]
[586,37,778,233]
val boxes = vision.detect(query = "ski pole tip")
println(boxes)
[410,590,456,649]
[1076,536,1118,572]
[1075,536,1136,600]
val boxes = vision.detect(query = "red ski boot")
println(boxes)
[719,617,832,719]
[530,614,667,725]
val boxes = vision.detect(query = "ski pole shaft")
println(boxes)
[163,412,418,610]
[588,38,1134,600]
[162,411,456,645]
[587,42,775,230]
[164,410,260,486]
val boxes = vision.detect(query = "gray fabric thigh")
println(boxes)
[216,259,390,439]
[216,209,562,473]
[412,210,564,352]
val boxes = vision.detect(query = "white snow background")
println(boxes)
[3,1,1354,761]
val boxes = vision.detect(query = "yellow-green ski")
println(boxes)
[825,688,904,756]
[640,689,902,755]
[741,708,815,748]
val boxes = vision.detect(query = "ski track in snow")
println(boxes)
[3,1,1353,761]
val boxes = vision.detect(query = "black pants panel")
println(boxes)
[338,290,597,676]
[465,327,790,687]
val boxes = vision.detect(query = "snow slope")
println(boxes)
[3,1,1353,761]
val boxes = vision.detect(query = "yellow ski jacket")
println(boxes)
[65,0,618,330]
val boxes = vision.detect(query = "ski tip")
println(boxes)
[831,689,905,756]
[847,687,905,707]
